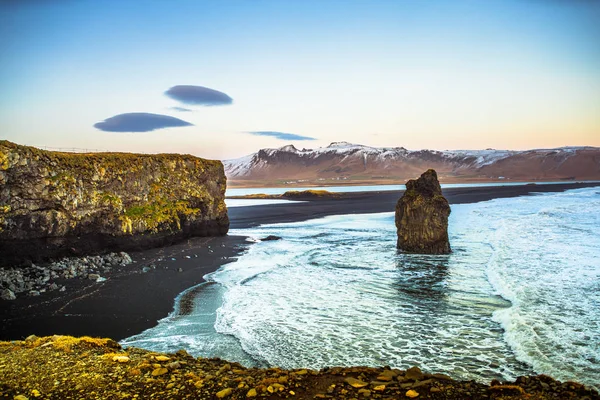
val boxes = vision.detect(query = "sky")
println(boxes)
[1,0,599,160]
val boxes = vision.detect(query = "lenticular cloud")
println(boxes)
[165,85,233,106]
[94,113,193,132]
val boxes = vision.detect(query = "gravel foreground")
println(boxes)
[1,336,598,400]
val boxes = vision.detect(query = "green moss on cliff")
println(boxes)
[0,140,223,176]
[0,149,9,171]
[121,199,200,233]
[96,192,123,208]
[403,188,418,199]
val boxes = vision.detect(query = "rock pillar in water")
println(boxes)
[395,169,451,254]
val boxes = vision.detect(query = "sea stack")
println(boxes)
[395,169,451,254]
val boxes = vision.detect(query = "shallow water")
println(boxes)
[225,181,594,197]
[122,187,600,387]
[225,199,305,208]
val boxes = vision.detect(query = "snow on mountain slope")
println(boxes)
[223,142,600,181]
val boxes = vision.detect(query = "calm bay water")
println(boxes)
[122,186,600,387]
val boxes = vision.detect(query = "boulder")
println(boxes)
[395,169,451,254]
[260,235,282,241]
[1,288,16,301]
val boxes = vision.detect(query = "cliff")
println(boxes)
[1,335,597,399]
[0,141,229,266]
[396,169,451,254]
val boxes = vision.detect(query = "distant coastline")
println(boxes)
[228,181,600,229]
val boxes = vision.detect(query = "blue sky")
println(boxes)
[1,0,599,159]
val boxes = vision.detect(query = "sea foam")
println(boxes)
[123,187,600,387]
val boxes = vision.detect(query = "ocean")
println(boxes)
[121,186,600,387]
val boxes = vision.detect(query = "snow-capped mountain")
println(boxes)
[224,142,600,183]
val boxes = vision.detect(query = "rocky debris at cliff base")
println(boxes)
[0,252,132,300]
[1,336,598,400]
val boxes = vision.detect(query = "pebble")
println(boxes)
[405,366,424,381]
[376,370,397,381]
[412,379,434,388]
[151,368,168,376]
[216,388,232,398]
[345,377,369,388]
[406,389,420,398]
[1,288,16,300]
[167,361,181,370]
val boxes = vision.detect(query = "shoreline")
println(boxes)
[229,181,600,229]
[2,182,599,343]
[0,235,250,341]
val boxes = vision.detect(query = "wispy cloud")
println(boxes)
[170,106,193,112]
[247,131,316,141]
[165,85,233,106]
[94,113,193,132]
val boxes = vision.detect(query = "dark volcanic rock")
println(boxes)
[260,235,282,241]
[0,141,229,266]
[395,169,451,254]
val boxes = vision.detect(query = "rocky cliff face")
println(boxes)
[395,169,451,254]
[0,141,229,266]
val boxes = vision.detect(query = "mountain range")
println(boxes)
[224,142,600,185]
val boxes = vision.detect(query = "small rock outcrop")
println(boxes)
[0,141,229,266]
[395,169,451,254]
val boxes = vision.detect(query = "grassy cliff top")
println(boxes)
[0,140,223,170]
[1,335,597,399]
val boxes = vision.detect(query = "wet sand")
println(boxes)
[1,181,598,341]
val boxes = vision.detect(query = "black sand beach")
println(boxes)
[1,181,599,342]
[0,236,248,341]
[228,182,600,228]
